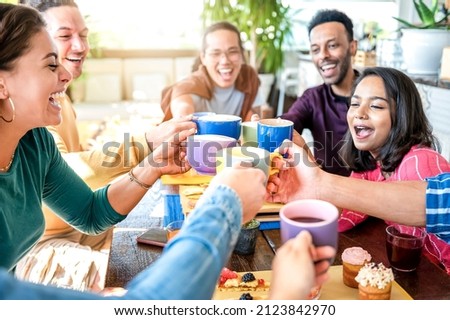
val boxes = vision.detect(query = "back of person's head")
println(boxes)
[341,66,438,173]
[308,9,354,41]
[19,0,77,12]
[0,3,46,72]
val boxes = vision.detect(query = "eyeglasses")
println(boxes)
[205,48,242,62]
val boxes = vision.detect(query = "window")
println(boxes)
[77,0,400,51]
[77,0,204,49]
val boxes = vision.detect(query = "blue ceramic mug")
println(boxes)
[192,111,216,119]
[195,114,242,140]
[192,112,216,134]
[257,118,293,152]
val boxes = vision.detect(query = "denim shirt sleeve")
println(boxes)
[0,184,242,299]
[124,184,243,299]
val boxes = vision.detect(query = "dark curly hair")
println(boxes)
[340,67,439,173]
[308,9,354,41]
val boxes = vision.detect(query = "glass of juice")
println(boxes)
[385,225,426,272]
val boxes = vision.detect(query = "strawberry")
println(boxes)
[221,267,238,279]
[218,267,238,285]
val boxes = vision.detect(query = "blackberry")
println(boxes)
[239,293,253,300]
[241,272,256,282]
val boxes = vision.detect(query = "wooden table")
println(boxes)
[105,197,450,300]
[263,217,450,300]
[105,218,275,288]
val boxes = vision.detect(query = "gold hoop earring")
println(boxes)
[0,97,15,123]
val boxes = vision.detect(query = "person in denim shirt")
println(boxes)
[1,165,335,299]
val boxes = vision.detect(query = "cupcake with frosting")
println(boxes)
[355,262,394,300]
[341,247,372,288]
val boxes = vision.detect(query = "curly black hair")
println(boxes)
[307,9,354,41]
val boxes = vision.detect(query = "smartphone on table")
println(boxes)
[136,227,168,247]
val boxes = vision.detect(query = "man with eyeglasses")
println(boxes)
[160,21,265,121]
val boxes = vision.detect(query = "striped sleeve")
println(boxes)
[426,173,450,243]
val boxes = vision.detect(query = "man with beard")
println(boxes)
[280,9,358,176]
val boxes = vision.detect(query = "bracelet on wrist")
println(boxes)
[128,168,152,190]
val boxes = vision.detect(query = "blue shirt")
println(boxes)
[426,173,450,243]
[0,184,242,299]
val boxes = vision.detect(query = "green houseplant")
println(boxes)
[393,0,450,75]
[201,0,295,75]
[393,0,449,29]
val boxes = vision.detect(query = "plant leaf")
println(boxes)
[415,0,436,26]
[393,17,418,28]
